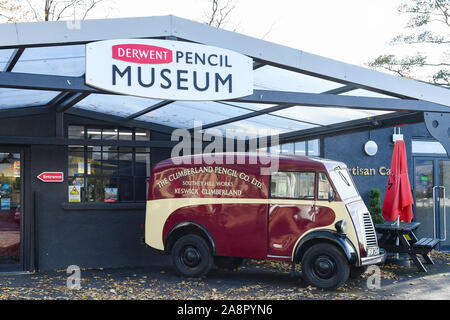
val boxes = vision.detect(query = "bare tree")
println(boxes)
[203,0,237,29]
[0,0,114,23]
[202,0,276,40]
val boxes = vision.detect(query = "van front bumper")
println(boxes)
[360,251,386,266]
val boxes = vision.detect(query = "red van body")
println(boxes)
[145,152,385,289]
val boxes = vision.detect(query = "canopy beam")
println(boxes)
[194,86,358,131]
[65,107,176,134]
[250,112,424,148]
[322,85,356,95]
[55,92,91,112]
[231,89,450,113]
[3,48,25,72]
[1,72,447,114]
[126,100,174,120]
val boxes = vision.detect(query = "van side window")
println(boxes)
[270,171,315,199]
[318,172,334,200]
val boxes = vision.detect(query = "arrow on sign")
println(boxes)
[37,172,64,182]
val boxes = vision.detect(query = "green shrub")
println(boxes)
[368,189,384,224]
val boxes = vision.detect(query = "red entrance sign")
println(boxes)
[37,172,64,183]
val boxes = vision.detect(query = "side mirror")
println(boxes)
[328,190,335,202]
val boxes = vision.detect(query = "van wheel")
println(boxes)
[172,234,213,278]
[214,256,244,270]
[301,243,350,290]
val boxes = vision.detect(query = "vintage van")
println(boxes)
[145,152,386,290]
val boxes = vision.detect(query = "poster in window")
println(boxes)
[69,186,81,203]
[13,161,20,177]
[104,188,118,203]
[1,198,11,210]
[77,162,91,175]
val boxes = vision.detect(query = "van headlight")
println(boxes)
[335,220,347,234]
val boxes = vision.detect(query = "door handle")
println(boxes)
[433,186,446,241]
[441,186,446,241]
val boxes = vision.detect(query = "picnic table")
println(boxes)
[374,222,440,272]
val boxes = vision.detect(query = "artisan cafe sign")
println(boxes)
[350,166,391,176]
[85,39,254,101]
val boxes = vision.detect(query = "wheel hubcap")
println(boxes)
[313,255,336,279]
[181,246,201,268]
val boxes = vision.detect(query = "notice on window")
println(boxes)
[77,162,91,175]
[1,198,10,210]
[13,161,20,178]
[104,188,118,203]
[69,186,81,203]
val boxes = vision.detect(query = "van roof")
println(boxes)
[153,152,347,172]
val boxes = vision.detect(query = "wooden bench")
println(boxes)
[375,222,440,272]
[410,237,440,266]
[413,237,440,250]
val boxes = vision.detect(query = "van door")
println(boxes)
[268,171,317,258]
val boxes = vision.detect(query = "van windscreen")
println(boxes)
[328,167,359,201]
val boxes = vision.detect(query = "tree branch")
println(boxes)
[204,0,237,29]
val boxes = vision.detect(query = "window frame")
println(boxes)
[316,171,337,201]
[269,139,322,157]
[269,170,317,201]
[67,125,150,203]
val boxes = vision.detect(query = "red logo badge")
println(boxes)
[112,44,173,64]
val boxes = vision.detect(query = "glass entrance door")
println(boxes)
[414,159,434,240]
[438,160,449,250]
[0,152,21,268]
[414,157,450,250]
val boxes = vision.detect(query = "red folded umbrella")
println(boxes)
[382,140,414,222]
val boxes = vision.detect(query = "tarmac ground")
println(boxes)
[0,250,448,300]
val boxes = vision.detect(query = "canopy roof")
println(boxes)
[0,15,448,151]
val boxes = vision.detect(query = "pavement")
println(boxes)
[0,250,448,300]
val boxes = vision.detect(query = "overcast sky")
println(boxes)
[96,0,412,67]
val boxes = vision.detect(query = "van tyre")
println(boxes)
[172,234,213,278]
[301,243,350,290]
[214,256,244,270]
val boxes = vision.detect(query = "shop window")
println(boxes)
[412,139,446,155]
[270,171,315,199]
[268,139,321,156]
[68,126,85,140]
[280,144,294,154]
[68,126,150,203]
[294,141,306,155]
[135,129,151,141]
[119,129,133,141]
[307,140,320,156]
[87,129,101,140]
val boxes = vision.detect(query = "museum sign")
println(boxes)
[85,39,254,101]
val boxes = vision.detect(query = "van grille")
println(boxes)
[363,212,378,247]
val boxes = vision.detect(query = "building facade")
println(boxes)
[0,16,448,273]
